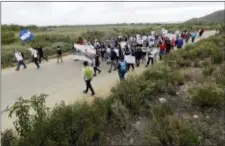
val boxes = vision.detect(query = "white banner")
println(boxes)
[125,55,135,64]
[74,44,96,58]
[120,41,127,49]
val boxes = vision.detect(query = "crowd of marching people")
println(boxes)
[77,29,204,95]
[14,28,204,96]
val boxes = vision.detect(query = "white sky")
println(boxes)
[1,2,224,26]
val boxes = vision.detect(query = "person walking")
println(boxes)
[159,42,166,60]
[37,46,48,63]
[15,50,27,71]
[28,47,40,69]
[177,37,184,49]
[56,46,63,63]
[117,56,127,81]
[108,48,117,73]
[93,52,101,76]
[83,61,95,96]
[135,47,142,67]
[191,32,197,43]
[124,46,134,71]
[146,48,154,67]
[165,39,172,54]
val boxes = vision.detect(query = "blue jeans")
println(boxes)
[119,70,126,80]
[16,60,26,70]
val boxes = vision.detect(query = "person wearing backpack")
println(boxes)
[14,50,27,71]
[117,56,127,81]
[83,61,95,96]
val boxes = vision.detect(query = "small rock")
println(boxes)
[159,98,167,103]
[193,115,198,119]
[206,115,210,119]
[135,121,141,129]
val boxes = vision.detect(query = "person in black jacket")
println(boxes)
[165,39,172,54]
[108,48,117,73]
[93,51,101,76]
[56,46,63,63]
[135,47,142,67]
[37,45,48,63]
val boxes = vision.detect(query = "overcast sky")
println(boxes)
[1,2,224,26]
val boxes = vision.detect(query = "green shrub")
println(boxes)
[2,31,16,45]
[189,83,225,108]
[109,99,130,130]
[143,63,185,93]
[151,103,174,122]
[110,75,154,114]
[202,65,215,78]
[212,64,225,86]
[1,129,18,146]
[150,116,200,146]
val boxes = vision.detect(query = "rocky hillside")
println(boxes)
[185,9,225,24]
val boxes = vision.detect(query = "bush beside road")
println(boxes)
[1,31,225,145]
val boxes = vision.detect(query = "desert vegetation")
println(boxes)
[2,32,225,145]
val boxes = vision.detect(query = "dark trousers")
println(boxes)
[136,59,141,67]
[33,58,40,68]
[57,54,63,63]
[84,79,95,94]
[94,66,101,75]
[16,60,26,70]
[118,70,126,80]
[146,57,154,67]
[192,38,195,43]
[108,60,117,72]
[38,55,48,63]
[127,64,134,71]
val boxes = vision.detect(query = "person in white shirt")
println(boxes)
[28,47,40,69]
[15,50,27,71]
[114,47,119,62]
[146,48,155,67]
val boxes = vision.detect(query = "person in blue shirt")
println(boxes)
[117,56,127,81]
[177,37,184,49]
[191,32,197,43]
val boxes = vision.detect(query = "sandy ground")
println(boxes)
[1,31,216,131]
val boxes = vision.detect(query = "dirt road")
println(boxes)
[1,31,216,131]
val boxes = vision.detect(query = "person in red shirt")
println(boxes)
[171,38,176,50]
[77,37,83,45]
[159,42,166,60]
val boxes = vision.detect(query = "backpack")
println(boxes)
[120,61,126,71]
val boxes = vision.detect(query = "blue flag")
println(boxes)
[19,29,34,42]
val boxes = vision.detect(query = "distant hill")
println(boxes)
[185,9,225,24]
